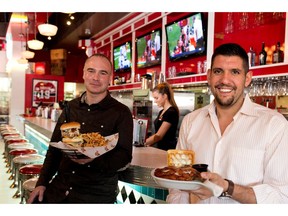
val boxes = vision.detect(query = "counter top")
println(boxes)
[131,146,167,168]
[20,115,56,133]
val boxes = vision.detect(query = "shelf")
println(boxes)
[167,73,208,86]
[109,82,142,92]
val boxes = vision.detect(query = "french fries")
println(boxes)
[81,132,108,147]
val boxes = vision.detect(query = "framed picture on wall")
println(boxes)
[32,79,58,107]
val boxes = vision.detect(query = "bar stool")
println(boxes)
[7,143,35,165]
[19,165,42,204]
[8,149,38,187]
[12,154,45,198]
[4,137,28,162]
[22,177,39,204]
[7,147,36,175]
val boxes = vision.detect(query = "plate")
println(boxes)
[151,169,223,196]
[50,133,119,159]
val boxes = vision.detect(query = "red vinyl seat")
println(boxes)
[19,164,43,204]
[18,164,43,203]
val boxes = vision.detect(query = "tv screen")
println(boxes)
[136,29,161,68]
[113,41,132,73]
[165,13,206,61]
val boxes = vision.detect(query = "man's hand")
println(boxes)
[188,172,227,201]
[27,186,46,204]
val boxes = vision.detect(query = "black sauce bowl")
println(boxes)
[192,164,208,172]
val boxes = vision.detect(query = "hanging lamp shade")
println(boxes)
[38,23,58,36]
[21,50,35,59]
[27,39,44,50]
[17,57,28,64]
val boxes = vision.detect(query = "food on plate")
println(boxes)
[60,122,83,146]
[154,165,204,182]
[167,149,195,167]
[60,122,108,148]
[81,132,108,147]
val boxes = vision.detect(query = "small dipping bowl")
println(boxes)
[192,164,208,172]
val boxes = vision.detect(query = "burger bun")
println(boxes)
[60,122,81,130]
[62,137,83,147]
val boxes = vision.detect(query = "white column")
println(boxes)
[6,40,27,134]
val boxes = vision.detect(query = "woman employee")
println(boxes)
[145,82,179,150]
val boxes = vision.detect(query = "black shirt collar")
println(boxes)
[79,91,112,109]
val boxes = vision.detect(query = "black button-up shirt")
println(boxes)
[36,92,133,203]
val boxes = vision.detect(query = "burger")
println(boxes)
[60,122,83,146]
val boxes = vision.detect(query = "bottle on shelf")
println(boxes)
[247,46,256,67]
[259,42,267,65]
[272,42,284,63]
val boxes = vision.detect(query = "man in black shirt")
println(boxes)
[28,54,133,203]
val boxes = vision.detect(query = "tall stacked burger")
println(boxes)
[60,122,108,148]
[60,122,84,147]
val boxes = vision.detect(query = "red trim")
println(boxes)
[134,18,145,29]
[104,37,111,44]
[112,32,120,40]
[148,12,162,22]
[122,26,132,35]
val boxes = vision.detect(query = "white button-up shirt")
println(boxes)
[167,95,288,204]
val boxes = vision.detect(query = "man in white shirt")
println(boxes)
[166,43,288,204]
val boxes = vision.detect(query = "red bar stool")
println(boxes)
[7,146,36,175]
[8,149,38,186]
[22,177,39,204]
[4,137,27,162]
[12,154,45,199]
[19,165,42,204]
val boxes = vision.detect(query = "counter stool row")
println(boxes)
[1,124,44,204]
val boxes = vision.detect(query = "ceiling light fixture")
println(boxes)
[22,24,35,59]
[38,13,58,37]
[22,50,35,59]
[28,13,44,50]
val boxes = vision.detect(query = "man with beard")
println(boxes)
[27,54,133,203]
[166,43,288,204]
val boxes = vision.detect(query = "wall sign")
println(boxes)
[32,79,58,107]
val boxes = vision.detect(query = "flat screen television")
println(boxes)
[165,12,206,61]
[136,29,161,68]
[113,41,132,73]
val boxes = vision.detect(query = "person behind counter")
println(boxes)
[144,82,179,150]
[27,53,133,204]
[167,43,288,204]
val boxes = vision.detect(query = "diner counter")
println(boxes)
[19,116,169,203]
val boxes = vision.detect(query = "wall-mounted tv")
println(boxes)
[113,41,132,73]
[165,12,206,61]
[136,29,161,68]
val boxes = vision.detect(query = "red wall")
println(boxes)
[214,12,286,65]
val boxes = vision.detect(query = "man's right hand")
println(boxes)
[27,186,46,204]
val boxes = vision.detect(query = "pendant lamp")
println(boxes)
[22,50,35,59]
[22,25,35,59]
[28,13,44,50]
[18,15,30,64]
[38,13,58,36]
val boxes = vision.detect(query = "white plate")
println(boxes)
[151,169,223,196]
